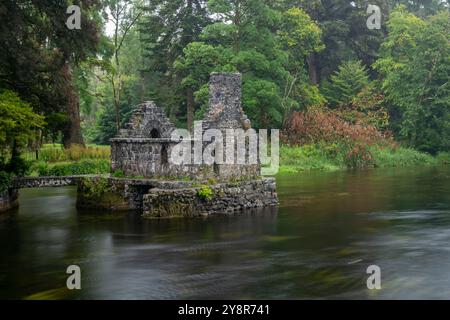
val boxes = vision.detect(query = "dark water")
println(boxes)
[1,166,450,299]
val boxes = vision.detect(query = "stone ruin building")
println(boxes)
[2,73,278,216]
[111,72,260,181]
[86,72,278,217]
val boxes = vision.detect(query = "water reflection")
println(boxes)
[0,166,449,299]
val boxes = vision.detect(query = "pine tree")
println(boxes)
[322,60,371,107]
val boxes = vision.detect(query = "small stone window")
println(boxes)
[150,128,160,138]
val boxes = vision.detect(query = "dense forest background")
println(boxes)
[0,0,449,178]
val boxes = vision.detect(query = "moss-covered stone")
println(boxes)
[76,177,130,211]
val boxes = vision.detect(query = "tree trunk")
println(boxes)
[307,53,319,85]
[186,88,195,132]
[61,63,85,148]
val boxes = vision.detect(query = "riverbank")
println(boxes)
[14,143,450,177]
[279,144,450,174]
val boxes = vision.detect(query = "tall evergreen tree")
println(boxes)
[322,60,371,107]
[0,0,102,147]
[139,0,210,129]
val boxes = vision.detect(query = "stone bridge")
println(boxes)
[1,175,196,213]
[11,175,90,189]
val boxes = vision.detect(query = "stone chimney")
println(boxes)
[203,72,250,130]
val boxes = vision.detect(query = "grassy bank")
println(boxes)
[18,143,450,177]
[279,144,450,174]
[23,144,111,176]
[22,144,110,162]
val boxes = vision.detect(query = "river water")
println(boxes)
[0,166,449,299]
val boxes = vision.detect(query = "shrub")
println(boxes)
[0,171,12,193]
[80,177,112,199]
[344,143,375,169]
[111,170,125,178]
[279,144,342,172]
[36,159,110,176]
[282,107,390,147]
[197,185,214,201]
[23,145,111,162]
[436,152,450,164]
[370,146,436,167]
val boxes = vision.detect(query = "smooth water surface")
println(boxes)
[0,166,449,299]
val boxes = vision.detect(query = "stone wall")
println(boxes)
[110,101,179,178]
[118,101,175,138]
[142,178,278,217]
[110,73,261,181]
[111,138,214,179]
[12,176,80,189]
[76,177,197,211]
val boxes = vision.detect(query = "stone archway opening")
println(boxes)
[150,128,160,138]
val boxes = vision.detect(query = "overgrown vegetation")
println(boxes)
[0,171,12,194]
[32,159,110,177]
[80,177,112,199]
[0,1,448,179]
[197,185,214,201]
[22,144,110,163]
[279,144,448,173]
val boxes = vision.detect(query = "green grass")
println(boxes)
[279,144,342,173]
[30,159,110,176]
[279,143,449,173]
[22,144,110,162]
[369,146,437,167]
[18,143,450,177]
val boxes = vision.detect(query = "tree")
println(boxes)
[174,42,232,129]
[194,0,289,128]
[375,7,450,153]
[91,26,146,144]
[104,0,143,133]
[322,60,371,107]
[0,0,102,148]
[278,7,325,126]
[0,90,45,175]
[140,0,210,128]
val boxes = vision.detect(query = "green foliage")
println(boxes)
[80,177,112,199]
[375,8,450,153]
[0,171,12,194]
[0,0,102,145]
[22,144,110,163]
[197,184,214,201]
[111,170,125,178]
[200,1,286,126]
[336,88,390,131]
[279,143,441,173]
[4,153,31,177]
[0,90,45,150]
[369,145,436,167]
[322,60,371,107]
[279,144,341,172]
[175,42,231,90]
[278,7,324,66]
[35,159,110,176]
